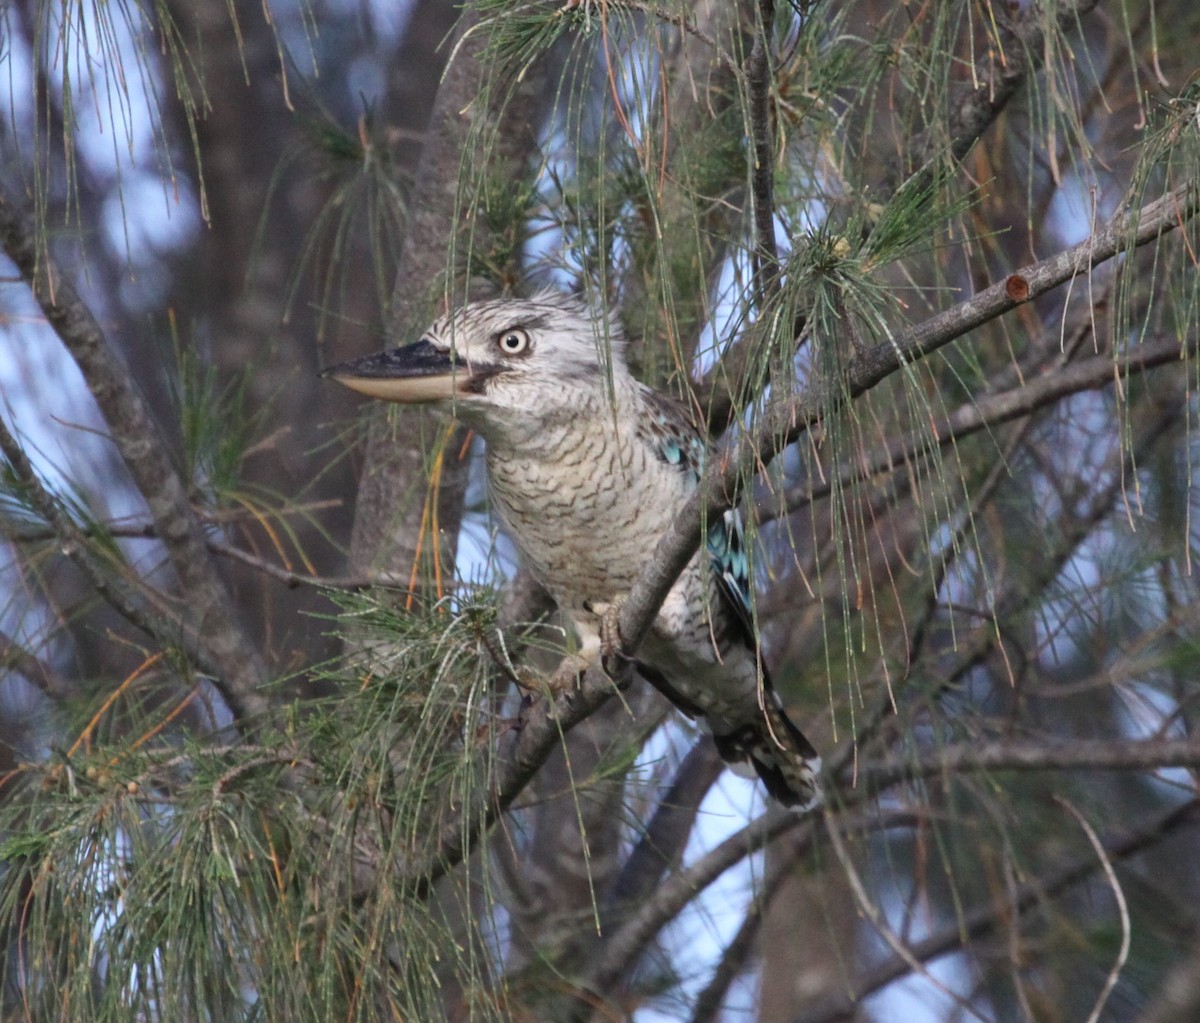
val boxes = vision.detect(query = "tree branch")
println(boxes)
[620,181,1198,660]
[703,0,1111,427]
[792,799,1200,1023]
[0,187,270,719]
[774,333,1194,521]
[858,736,1200,794]
[747,0,780,301]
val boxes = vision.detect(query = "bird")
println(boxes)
[325,291,822,811]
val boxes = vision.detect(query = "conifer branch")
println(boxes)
[0,414,255,717]
[623,180,1198,659]
[701,0,1107,428]
[0,187,270,719]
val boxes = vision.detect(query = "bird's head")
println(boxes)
[324,292,630,438]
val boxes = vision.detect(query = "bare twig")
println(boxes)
[772,334,1192,522]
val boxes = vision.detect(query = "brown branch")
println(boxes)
[951,0,1102,165]
[858,737,1200,794]
[832,392,1186,785]
[793,798,1200,1023]
[747,0,780,301]
[0,415,250,713]
[620,181,1198,664]
[774,333,1193,521]
[573,806,923,1020]
[0,187,270,719]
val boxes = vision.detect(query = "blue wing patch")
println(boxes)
[639,389,758,649]
[707,507,756,642]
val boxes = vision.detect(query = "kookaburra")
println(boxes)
[326,292,821,810]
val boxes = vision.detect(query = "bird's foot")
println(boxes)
[551,653,592,692]
[510,659,583,728]
[587,600,634,690]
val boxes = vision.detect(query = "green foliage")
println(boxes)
[264,97,409,340]
[0,589,521,1022]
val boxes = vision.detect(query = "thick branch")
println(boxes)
[0,188,270,719]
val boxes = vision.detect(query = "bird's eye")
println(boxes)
[497,328,530,355]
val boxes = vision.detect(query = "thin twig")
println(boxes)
[771,332,1190,523]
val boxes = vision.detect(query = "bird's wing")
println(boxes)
[638,390,758,650]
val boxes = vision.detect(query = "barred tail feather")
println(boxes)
[712,693,823,812]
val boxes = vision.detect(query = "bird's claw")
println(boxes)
[591,601,634,689]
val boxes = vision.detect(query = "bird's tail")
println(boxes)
[712,688,823,812]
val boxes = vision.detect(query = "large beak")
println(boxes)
[322,340,493,404]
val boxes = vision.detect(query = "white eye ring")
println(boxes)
[497,328,530,355]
